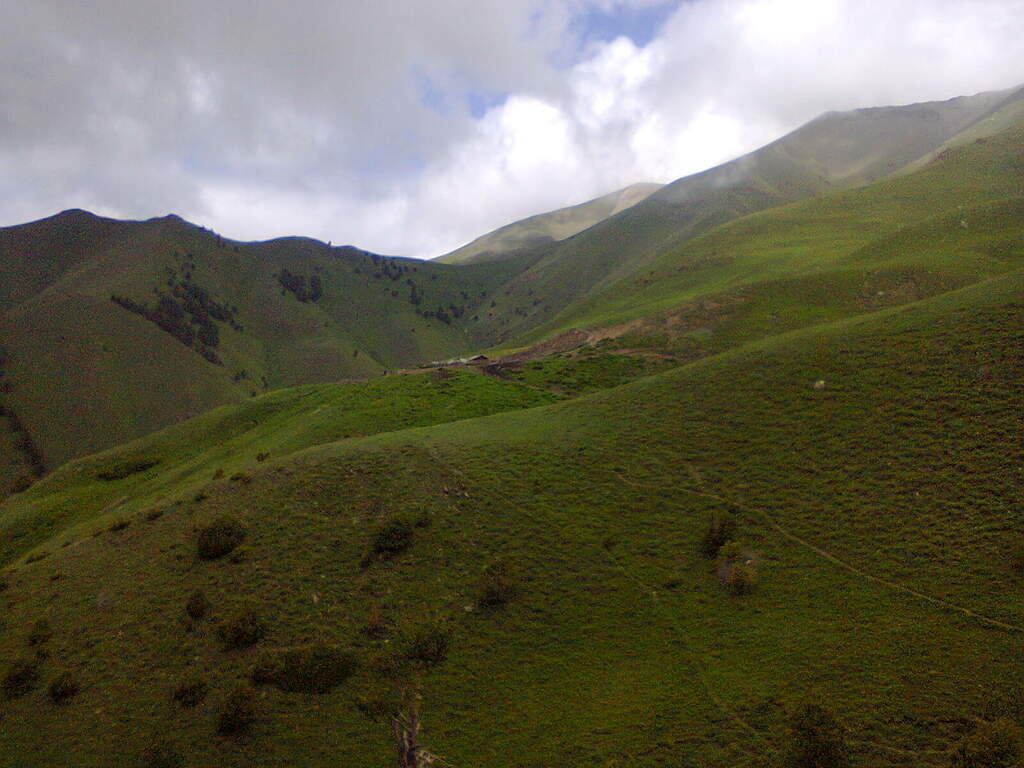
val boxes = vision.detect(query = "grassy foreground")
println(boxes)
[0,266,1020,767]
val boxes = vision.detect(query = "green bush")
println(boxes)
[2,657,40,699]
[27,618,52,646]
[138,741,182,768]
[361,518,415,566]
[700,512,738,559]
[251,644,358,693]
[715,541,758,595]
[171,675,208,709]
[217,608,266,651]
[96,459,159,481]
[783,701,850,768]
[48,671,79,704]
[403,622,451,667]
[196,516,246,560]
[951,717,1023,768]
[477,559,517,609]
[185,590,211,621]
[217,684,257,736]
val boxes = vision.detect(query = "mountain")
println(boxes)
[0,84,1020,494]
[0,83,1022,767]
[435,182,662,265]
[0,212,528,477]
[471,84,1024,347]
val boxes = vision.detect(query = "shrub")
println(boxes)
[138,741,183,768]
[217,608,265,650]
[365,518,414,564]
[477,559,517,609]
[48,671,79,704]
[715,541,758,596]
[171,675,208,709]
[185,590,211,621]
[9,474,34,494]
[196,516,246,560]
[217,684,257,736]
[251,644,358,693]
[27,618,52,646]
[96,459,159,481]
[700,512,738,559]
[783,701,850,768]
[403,622,451,667]
[145,508,164,522]
[951,717,1023,768]
[108,519,130,532]
[2,657,40,699]
[256,452,270,462]
[212,468,225,480]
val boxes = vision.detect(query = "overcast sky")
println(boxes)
[2,0,1022,257]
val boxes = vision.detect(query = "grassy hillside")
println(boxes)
[470,85,1023,347]
[0,265,1020,767]
[0,214,529,472]
[503,110,1024,359]
[436,182,662,265]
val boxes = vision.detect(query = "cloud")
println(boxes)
[0,0,1021,257]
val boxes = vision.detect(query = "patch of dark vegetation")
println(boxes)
[251,644,358,693]
[275,269,323,302]
[402,622,451,667]
[217,683,258,736]
[477,559,517,609]
[171,675,208,709]
[145,509,164,521]
[108,518,131,532]
[185,590,211,621]
[217,608,265,650]
[700,512,738,559]
[3,408,45,479]
[951,717,1023,768]
[783,701,850,768]
[256,451,270,462]
[715,541,758,596]
[139,740,183,768]
[97,458,159,481]
[229,472,252,484]
[27,619,52,646]
[361,518,414,567]
[1009,542,1024,574]
[111,277,234,365]
[2,657,40,699]
[196,516,246,560]
[48,671,79,704]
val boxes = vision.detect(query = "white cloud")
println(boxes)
[0,0,1021,257]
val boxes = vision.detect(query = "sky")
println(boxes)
[1,0,1022,258]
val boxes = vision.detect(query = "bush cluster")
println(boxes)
[715,541,758,596]
[196,517,246,560]
[251,644,358,693]
[403,622,451,667]
[217,608,265,650]
[217,684,257,736]
[784,701,850,768]
[2,657,40,699]
[171,675,208,709]
[477,559,517,609]
[362,518,414,566]
[185,590,211,620]
[700,513,738,559]
[48,672,79,704]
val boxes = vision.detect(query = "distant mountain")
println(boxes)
[435,182,662,265]
[472,84,1024,345]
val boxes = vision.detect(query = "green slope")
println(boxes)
[0,215,527,472]
[470,85,1023,347]
[436,182,662,265]
[0,265,1020,767]
[506,109,1024,358]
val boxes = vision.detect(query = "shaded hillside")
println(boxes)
[0,267,1020,767]
[0,214,526,471]
[436,182,662,265]
[471,84,1024,346]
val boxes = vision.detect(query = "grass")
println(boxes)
[0,266,1019,766]
[0,368,557,565]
